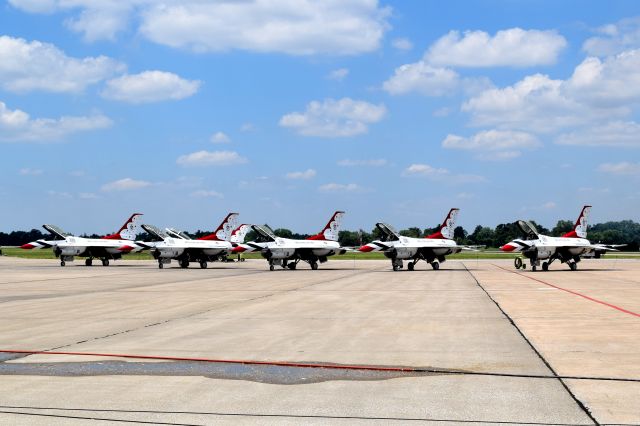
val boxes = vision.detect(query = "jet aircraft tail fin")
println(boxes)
[307,211,345,242]
[230,224,251,244]
[427,208,459,239]
[102,213,143,240]
[562,205,591,238]
[198,213,239,241]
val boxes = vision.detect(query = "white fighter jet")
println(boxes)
[358,208,475,271]
[231,211,346,270]
[500,205,624,271]
[137,213,250,269]
[21,213,143,266]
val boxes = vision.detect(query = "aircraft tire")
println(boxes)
[85,259,92,266]
[431,262,439,270]
[102,259,109,267]
[158,262,163,269]
[200,261,207,269]
[269,264,275,271]
[570,262,577,271]
[514,257,523,269]
[408,262,414,271]
[60,260,65,267]
[542,262,549,271]
[311,261,318,270]
[532,265,537,272]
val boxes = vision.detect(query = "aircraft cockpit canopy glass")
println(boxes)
[141,224,167,241]
[252,225,276,242]
[517,220,539,238]
[376,222,400,242]
[43,224,72,240]
[165,228,192,240]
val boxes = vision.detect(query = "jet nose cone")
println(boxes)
[500,244,516,252]
[358,244,374,252]
[232,246,246,253]
[20,243,35,249]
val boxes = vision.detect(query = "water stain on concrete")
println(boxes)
[0,360,446,385]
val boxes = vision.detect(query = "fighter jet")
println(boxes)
[21,213,143,266]
[500,205,624,271]
[232,211,346,270]
[358,208,476,271]
[138,213,250,269]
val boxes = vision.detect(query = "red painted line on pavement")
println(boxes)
[0,350,418,372]
[492,263,640,318]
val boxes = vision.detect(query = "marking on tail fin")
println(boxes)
[199,213,239,241]
[230,224,250,244]
[427,208,459,239]
[563,205,591,238]
[103,213,143,240]
[307,211,345,241]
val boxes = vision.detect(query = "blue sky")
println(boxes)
[1,0,639,235]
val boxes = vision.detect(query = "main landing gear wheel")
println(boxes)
[288,263,297,270]
[102,259,109,267]
[310,261,318,270]
[269,264,275,271]
[200,261,208,269]
[180,260,189,269]
[158,262,164,269]
[514,257,523,269]
[408,262,415,271]
[542,262,549,271]
[85,258,92,266]
[569,262,577,271]
[431,262,440,270]
[532,265,537,272]
[60,260,66,267]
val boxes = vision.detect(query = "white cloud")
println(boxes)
[19,168,43,175]
[403,163,485,183]
[337,159,387,167]
[426,28,567,67]
[442,130,541,160]
[392,37,413,51]
[0,35,124,93]
[211,131,231,144]
[10,1,391,55]
[383,61,459,96]
[101,178,151,191]
[598,162,640,176]
[583,17,640,56]
[565,51,640,105]
[140,1,390,55]
[102,71,200,103]
[177,150,248,167]
[47,190,72,199]
[541,201,556,209]
[280,97,386,137]
[462,50,640,133]
[403,164,450,177]
[285,169,316,180]
[556,121,640,147]
[462,74,623,132]
[327,68,349,81]
[78,192,99,199]
[240,122,255,132]
[190,189,223,198]
[0,101,112,142]
[318,183,362,193]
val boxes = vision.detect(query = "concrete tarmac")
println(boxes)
[0,256,638,425]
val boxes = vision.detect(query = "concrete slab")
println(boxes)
[1,256,636,424]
